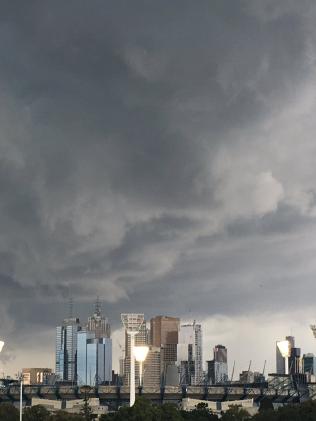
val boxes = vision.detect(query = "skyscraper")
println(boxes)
[303,353,316,375]
[289,347,301,374]
[77,331,112,386]
[276,336,295,374]
[207,345,228,384]
[87,299,111,338]
[143,346,161,387]
[77,303,112,386]
[177,322,203,385]
[150,315,179,383]
[123,320,148,386]
[55,316,81,382]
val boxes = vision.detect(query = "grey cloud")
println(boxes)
[1,0,316,372]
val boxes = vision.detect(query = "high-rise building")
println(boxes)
[276,344,285,374]
[207,345,228,384]
[150,316,179,383]
[276,336,295,374]
[77,331,112,386]
[289,347,301,374]
[87,299,111,339]
[123,320,148,386]
[143,346,161,388]
[177,322,203,385]
[55,317,81,382]
[303,353,316,375]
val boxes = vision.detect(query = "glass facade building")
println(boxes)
[207,345,228,384]
[303,353,316,375]
[55,317,81,382]
[77,331,112,386]
[150,316,179,384]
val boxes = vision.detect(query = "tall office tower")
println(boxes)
[123,320,148,386]
[56,317,81,382]
[276,344,285,374]
[303,353,316,375]
[177,322,203,385]
[276,336,295,374]
[87,299,111,338]
[150,316,179,382]
[207,345,228,384]
[77,331,112,386]
[143,346,161,387]
[289,347,301,374]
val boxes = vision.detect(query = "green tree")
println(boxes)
[181,402,218,421]
[159,402,184,421]
[221,405,251,421]
[81,396,94,420]
[52,410,85,420]
[23,404,51,421]
[100,397,182,421]
[0,403,19,421]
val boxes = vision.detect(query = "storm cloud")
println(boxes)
[1,0,316,375]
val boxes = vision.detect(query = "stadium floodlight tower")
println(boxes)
[121,313,145,407]
[134,346,149,388]
[277,340,291,375]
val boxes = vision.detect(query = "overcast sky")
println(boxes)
[1,0,316,377]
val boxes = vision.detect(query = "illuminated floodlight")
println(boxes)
[277,340,290,375]
[0,341,4,353]
[134,346,149,363]
[121,314,145,406]
[134,346,149,388]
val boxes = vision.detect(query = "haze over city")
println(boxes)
[1,0,316,381]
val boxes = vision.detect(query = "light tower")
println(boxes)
[277,340,291,375]
[310,325,316,339]
[134,346,149,387]
[121,314,145,406]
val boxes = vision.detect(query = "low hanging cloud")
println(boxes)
[1,0,316,374]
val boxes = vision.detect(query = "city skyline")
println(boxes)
[1,300,316,381]
[50,303,316,384]
[2,0,316,383]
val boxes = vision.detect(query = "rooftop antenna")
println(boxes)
[68,297,74,318]
[95,296,101,316]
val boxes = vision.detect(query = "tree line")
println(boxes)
[1,397,316,420]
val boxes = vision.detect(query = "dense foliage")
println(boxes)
[1,398,316,420]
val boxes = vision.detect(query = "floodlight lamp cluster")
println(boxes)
[134,346,149,363]
[121,313,144,334]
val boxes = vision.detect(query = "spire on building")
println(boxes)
[95,296,101,316]
[87,299,111,338]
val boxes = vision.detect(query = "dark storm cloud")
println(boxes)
[1,0,316,368]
